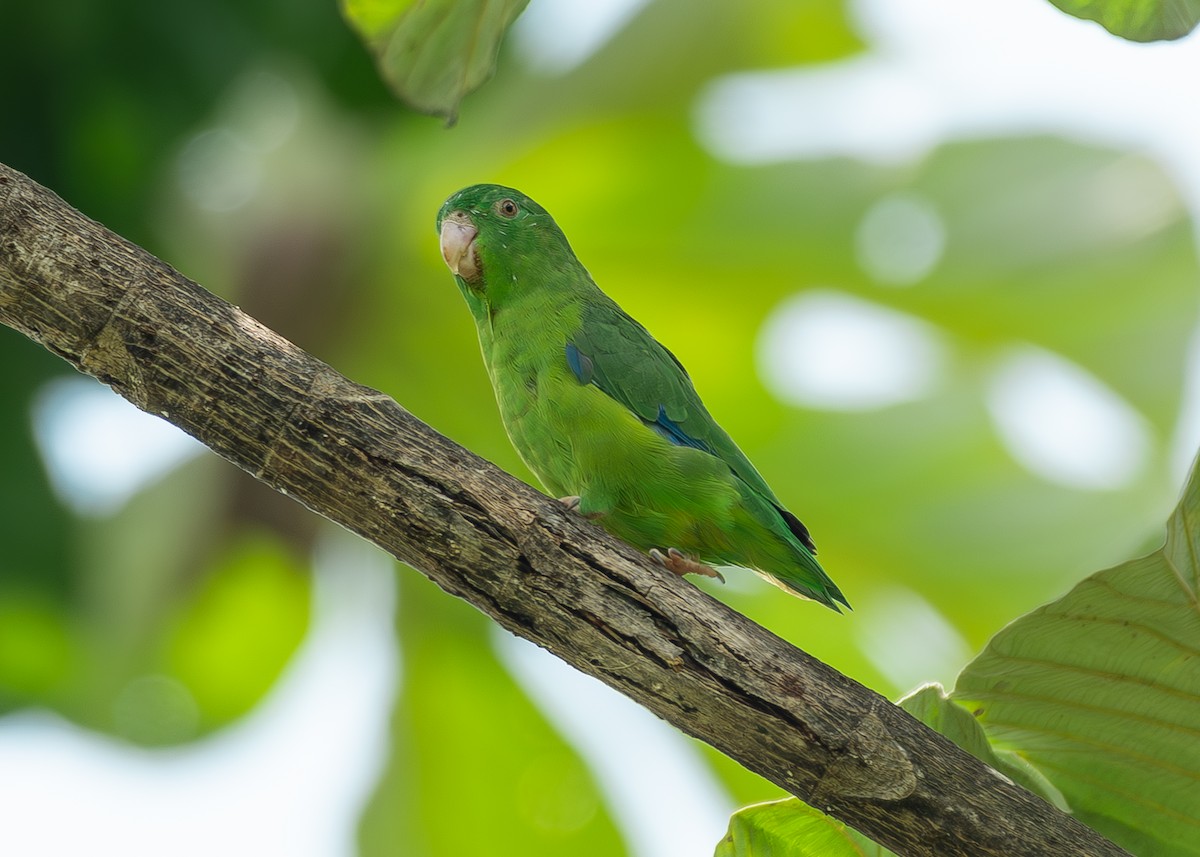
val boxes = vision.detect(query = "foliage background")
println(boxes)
[0,0,1196,854]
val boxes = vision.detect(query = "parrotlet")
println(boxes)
[437,184,848,611]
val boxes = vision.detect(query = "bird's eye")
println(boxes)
[496,198,519,218]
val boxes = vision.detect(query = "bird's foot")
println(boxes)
[649,547,725,583]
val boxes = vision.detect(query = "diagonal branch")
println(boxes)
[0,161,1128,857]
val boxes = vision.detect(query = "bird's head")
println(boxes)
[436,184,574,307]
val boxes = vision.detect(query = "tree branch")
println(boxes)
[0,161,1128,857]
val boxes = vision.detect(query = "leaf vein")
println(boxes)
[1027,605,1200,658]
[978,715,1200,779]
[1024,755,1200,828]
[967,686,1200,737]
[971,652,1200,701]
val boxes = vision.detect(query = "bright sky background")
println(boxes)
[4,0,1200,855]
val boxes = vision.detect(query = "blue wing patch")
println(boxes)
[568,340,709,454]
[565,343,594,384]
[646,405,711,453]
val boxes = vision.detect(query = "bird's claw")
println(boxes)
[650,547,725,582]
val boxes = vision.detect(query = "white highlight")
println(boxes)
[699,55,942,165]
[0,530,397,857]
[757,290,948,410]
[856,587,972,693]
[176,69,300,212]
[697,0,1200,194]
[855,193,946,286]
[495,631,733,857]
[176,128,262,212]
[986,346,1152,490]
[511,0,652,73]
[31,377,206,516]
[223,69,302,152]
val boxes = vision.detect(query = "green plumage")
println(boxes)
[436,184,848,611]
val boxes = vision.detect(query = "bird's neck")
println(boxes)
[475,283,584,375]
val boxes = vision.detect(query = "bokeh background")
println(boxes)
[1,0,1198,854]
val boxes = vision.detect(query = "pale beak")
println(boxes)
[439,212,480,282]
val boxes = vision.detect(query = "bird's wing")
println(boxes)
[567,299,816,553]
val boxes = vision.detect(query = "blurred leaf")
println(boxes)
[341,0,530,122]
[714,798,870,856]
[0,442,313,744]
[0,0,388,248]
[0,593,75,702]
[167,533,310,728]
[953,458,1200,856]
[1046,0,1200,41]
[0,342,76,710]
[0,336,73,606]
[360,571,625,857]
[60,455,229,741]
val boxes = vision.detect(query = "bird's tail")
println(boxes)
[767,542,850,612]
[738,494,850,612]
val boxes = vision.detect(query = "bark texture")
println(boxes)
[0,162,1129,857]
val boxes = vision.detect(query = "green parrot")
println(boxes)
[436,184,848,611]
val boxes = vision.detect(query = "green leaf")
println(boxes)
[953,459,1200,856]
[341,0,530,122]
[900,684,995,758]
[899,684,1068,811]
[714,799,870,857]
[1047,0,1200,41]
